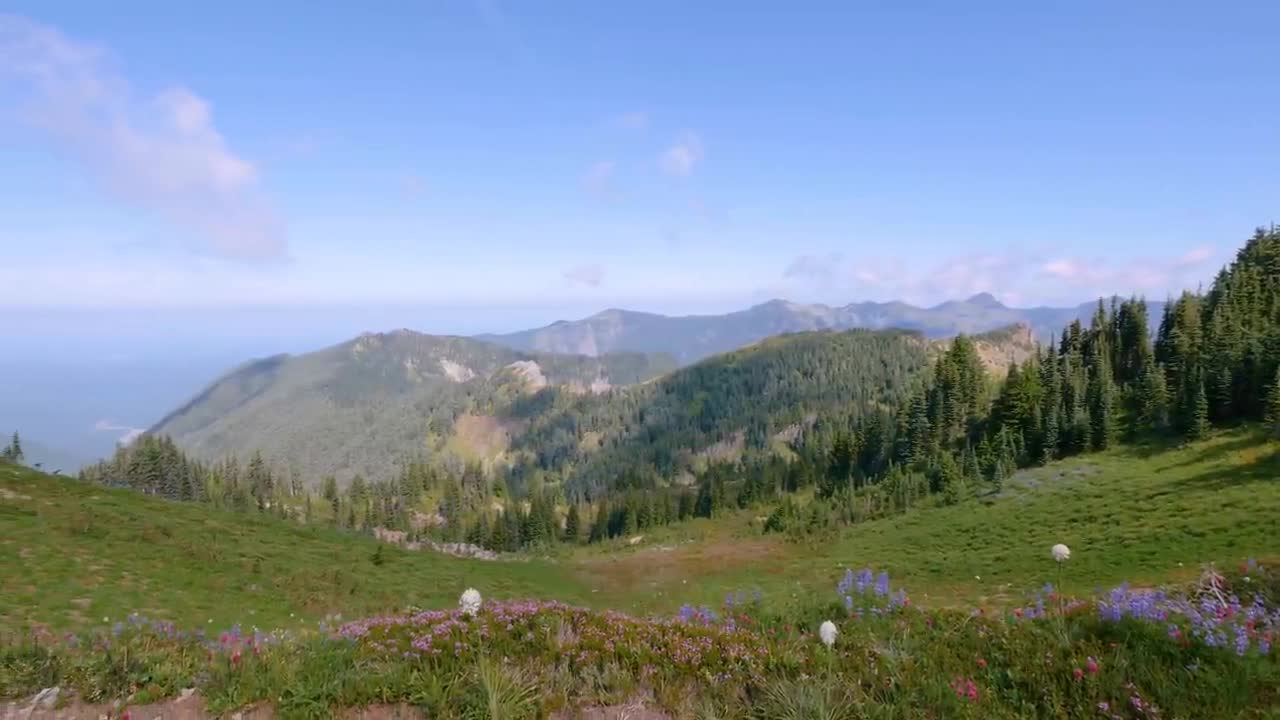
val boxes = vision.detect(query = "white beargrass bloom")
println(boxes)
[819,620,838,648]
[1051,543,1071,562]
[459,588,482,616]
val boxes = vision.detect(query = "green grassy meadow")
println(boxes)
[570,428,1280,614]
[0,463,593,634]
[2,428,1278,635]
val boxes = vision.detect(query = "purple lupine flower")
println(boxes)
[1234,627,1250,656]
[837,569,855,596]
[856,569,873,593]
[875,572,890,597]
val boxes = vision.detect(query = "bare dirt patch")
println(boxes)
[576,538,789,599]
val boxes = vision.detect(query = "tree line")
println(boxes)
[757,227,1280,535]
[45,226,1280,550]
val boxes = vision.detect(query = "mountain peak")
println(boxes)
[965,292,1005,309]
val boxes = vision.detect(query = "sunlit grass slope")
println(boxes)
[0,464,591,633]
[2,428,1277,633]
[575,428,1280,612]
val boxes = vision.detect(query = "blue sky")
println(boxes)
[3,1,1279,320]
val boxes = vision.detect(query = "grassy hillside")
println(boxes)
[572,427,1280,613]
[0,462,591,634]
[148,331,676,484]
[5,427,1277,635]
[2,433,1278,718]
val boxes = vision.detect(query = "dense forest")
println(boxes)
[506,328,934,497]
[69,226,1280,551]
[751,227,1280,534]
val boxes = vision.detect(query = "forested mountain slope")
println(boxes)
[507,328,937,495]
[148,331,676,483]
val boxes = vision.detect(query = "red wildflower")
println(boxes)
[977,658,987,669]
[1013,608,1023,618]
[231,650,242,665]
[1073,668,1084,681]
[1086,656,1099,674]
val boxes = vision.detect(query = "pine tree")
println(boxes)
[4,432,23,464]
[1088,353,1117,451]
[937,452,965,505]
[1265,366,1280,437]
[246,451,273,511]
[821,433,854,498]
[1136,358,1170,433]
[564,504,581,543]
[588,501,608,543]
[1041,406,1060,463]
[962,445,981,484]
[1187,376,1210,441]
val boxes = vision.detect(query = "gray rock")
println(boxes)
[32,687,59,710]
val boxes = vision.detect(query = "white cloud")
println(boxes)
[583,160,615,194]
[779,245,1219,307]
[563,263,606,287]
[1175,245,1214,267]
[612,111,649,131]
[1042,259,1082,279]
[0,14,285,259]
[93,420,144,446]
[659,131,703,177]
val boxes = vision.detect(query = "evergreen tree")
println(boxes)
[1088,352,1117,450]
[588,501,609,543]
[1187,376,1210,442]
[1265,366,1280,437]
[937,452,965,505]
[821,433,854,498]
[1136,357,1170,433]
[694,478,715,518]
[564,504,581,543]
[246,451,273,511]
[962,445,981,484]
[488,510,509,550]
[3,432,24,464]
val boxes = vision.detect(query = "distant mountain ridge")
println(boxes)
[147,331,677,483]
[478,294,1161,364]
[149,322,1037,489]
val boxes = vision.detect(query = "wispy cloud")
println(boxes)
[1175,245,1214,268]
[93,419,144,446]
[612,111,649,131]
[402,173,429,198]
[0,14,285,260]
[563,263,605,287]
[780,245,1222,307]
[784,253,844,284]
[659,131,703,177]
[583,160,616,194]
